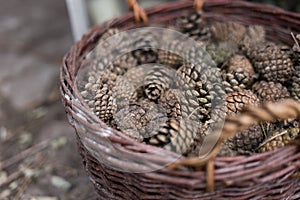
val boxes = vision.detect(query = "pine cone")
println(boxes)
[112,76,138,111]
[133,49,157,64]
[210,22,246,44]
[252,81,290,102]
[289,65,300,101]
[94,84,117,122]
[160,89,182,120]
[146,118,198,154]
[86,53,135,78]
[80,69,102,100]
[131,31,158,64]
[259,128,299,153]
[222,71,251,93]
[157,50,183,69]
[114,99,168,141]
[226,89,260,116]
[206,42,238,66]
[157,40,185,69]
[240,25,266,50]
[177,63,225,122]
[111,53,138,75]
[144,66,173,101]
[81,69,117,110]
[245,42,293,83]
[221,55,255,93]
[94,28,129,58]
[222,55,255,78]
[218,141,237,157]
[177,11,211,41]
[225,124,264,154]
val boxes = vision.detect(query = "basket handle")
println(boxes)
[127,0,148,23]
[127,0,205,23]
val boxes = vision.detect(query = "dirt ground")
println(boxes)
[0,1,97,199]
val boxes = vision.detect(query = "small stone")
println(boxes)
[0,189,11,199]
[9,180,19,190]
[51,137,67,150]
[19,131,33,148]
[23,166,48,179]
[0,171,8,185]
[0,126,10,141]
[50,176,71,191]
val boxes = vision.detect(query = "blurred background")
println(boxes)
[0,0,299,199]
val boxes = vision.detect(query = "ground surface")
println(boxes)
[0,1,97,199]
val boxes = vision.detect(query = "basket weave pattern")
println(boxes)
[61,0,300,199]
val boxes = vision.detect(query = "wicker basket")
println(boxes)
[61,0,300,199]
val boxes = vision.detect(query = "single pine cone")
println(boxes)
[252,81,290,102]
[160,89,182,120]
[157,39,185,69]
[144,66,173,101]
[133,48,157,64]
[114,99,167,141]
[222,71,252,93]
[210,22,247,44]
[111,53,138,75]
[177,11,211,41]
[94,28,129,58]
[131,31,159,64]
[226,89,260,116]
[81,69,117,109]
[177,63,225,122]
[222,55,255,78]
[225,124,264,154]
[289,65,300,101]
[157,50,183,69]
[112,76,138,111]
[80,69,103,100]
[146,118,198,154]
[259,128,299,153]
[206,42,238,66]
[94,84,117,122]
[245,42,293,83]
[240,25,266,50]
[87,53,134,78]
[218,141,237,157]
[221,55,255,93]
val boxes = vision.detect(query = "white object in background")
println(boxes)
[88,0,124,25]
[66,0,90,41]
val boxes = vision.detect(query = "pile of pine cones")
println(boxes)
[79,11,300,156]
